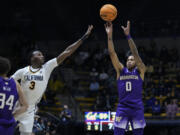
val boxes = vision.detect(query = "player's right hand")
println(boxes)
[104,22,113,37]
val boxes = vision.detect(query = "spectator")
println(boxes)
[89,79,100,92]
[59,105,72,135]
[46,121,54,133]
[146,95,156,112]
[33,116,41,134]
[39,118,46,131]
[99,69,109,81]
[152,100,161,116]
[166,99,178,119]
[59,105,72,124]
[90,68,99,79]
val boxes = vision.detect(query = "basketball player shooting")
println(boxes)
[105,21,146,135]
[0,57,28,135]
[12,25,93,135]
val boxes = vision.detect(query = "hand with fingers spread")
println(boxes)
[56,25,93,65]
[104,22,113,37]
[80,25,93,42]
[121,21,131,36]
[84,25,94,39]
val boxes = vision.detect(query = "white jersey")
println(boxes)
[12,58,58,106]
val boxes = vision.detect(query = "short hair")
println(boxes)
[126,51,133,59]
[0,56,11,75]
[28,50,42,59]
[28,50,43,64]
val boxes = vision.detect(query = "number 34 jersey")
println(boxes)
[117,67,143,111]
[0,77,19,125]
[12,58,58,106]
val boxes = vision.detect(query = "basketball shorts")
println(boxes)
[114,108,146,130]
[16,106,36,133]
[0,124,15,135]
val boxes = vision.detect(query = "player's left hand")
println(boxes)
[121,21,130,36]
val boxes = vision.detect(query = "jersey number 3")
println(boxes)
[29,81,36,90]
[126,82,132,92]
[0,93,14,110]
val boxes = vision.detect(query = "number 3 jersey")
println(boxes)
[0,77,19,125]
[117,67,143,111]
[12,58,58,107]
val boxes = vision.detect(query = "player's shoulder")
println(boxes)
[15,66,28,73]
[21,66,29,71]
[120,67,127,73]
[134,67,141,74]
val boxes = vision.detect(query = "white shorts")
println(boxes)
[16,106,36,133]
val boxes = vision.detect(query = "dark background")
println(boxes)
[0,0,180,42]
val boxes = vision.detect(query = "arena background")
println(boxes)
[1,0,180,135]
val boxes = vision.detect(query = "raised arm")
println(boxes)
[105,22,124,79]
[121,21,146,79]
[56,25,93,65]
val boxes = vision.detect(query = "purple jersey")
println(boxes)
[117,67,143,110]
[0,77,19,126]
[114,67,146,130]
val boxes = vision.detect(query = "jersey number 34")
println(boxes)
[0,93,14,110]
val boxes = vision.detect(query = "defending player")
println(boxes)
[105,21,146,135]
[0,57,28,135]
[12,25,93,135]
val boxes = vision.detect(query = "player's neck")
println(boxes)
[127,67,134,72]
[31,64,41,69]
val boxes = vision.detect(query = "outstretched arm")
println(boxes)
[121,21,146,79]
[57,25,93,65]
[105,22,124,79]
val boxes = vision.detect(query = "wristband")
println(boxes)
[127,34,132,40]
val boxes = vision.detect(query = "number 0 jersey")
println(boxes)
[0,77,19,125]
[12,58,58,106]
[117,67,143,110]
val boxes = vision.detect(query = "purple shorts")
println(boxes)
[114,108,146,130]
[0,125,15,135]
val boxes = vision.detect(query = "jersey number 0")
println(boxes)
[126,81,132,92]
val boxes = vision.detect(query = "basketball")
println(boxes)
[100,4,117,22]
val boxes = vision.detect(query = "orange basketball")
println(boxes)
[100,4,117,22]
